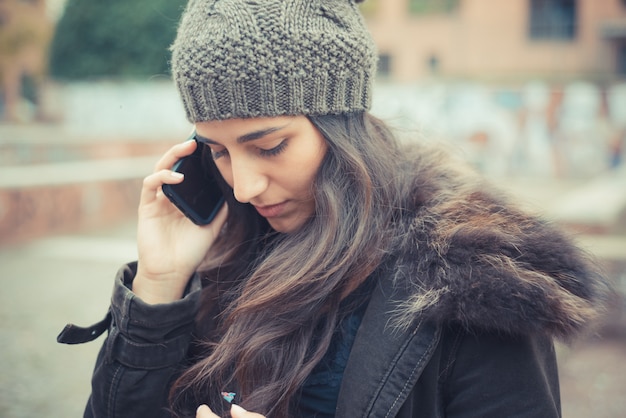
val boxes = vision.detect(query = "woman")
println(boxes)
[58,0,609,417]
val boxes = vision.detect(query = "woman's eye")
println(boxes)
[211,148,229,160]
[259,139,287,157]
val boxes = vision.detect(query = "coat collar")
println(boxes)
[385,143,610,340]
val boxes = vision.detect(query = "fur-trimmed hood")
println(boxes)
[391,143,611,340]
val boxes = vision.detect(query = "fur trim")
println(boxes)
[390,143,611,339]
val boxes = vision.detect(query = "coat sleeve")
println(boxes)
[58,262,202,418]
[441,328,561,418]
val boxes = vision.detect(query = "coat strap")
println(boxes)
[57,310,112,344]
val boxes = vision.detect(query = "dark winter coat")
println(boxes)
[59,144,609,418]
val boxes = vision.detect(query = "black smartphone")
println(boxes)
[162,137,225,225]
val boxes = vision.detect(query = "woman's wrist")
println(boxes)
[132,272,189,304]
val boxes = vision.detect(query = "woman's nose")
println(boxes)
[230,159,268,203]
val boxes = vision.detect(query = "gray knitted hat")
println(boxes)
[171,0,377,122]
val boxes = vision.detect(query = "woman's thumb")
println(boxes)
[230,404,265,417]
[230,404,247,417]
[196,404,215,418]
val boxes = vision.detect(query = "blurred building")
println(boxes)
[0,0,53,122]
[363,0,626,83]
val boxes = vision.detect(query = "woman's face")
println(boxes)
[195,115,328,233]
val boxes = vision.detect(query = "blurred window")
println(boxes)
[619,43,626,77]
[529,0,577,40]
[409,0,459,14]
[428,54,440,74]
[377,53,392,78]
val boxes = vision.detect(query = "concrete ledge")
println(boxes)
[548,167,626,234]
[575,234,626,261]
[0,128,176,165]
[0,156,157,188]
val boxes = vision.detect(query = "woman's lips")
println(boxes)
[254,202,287,218]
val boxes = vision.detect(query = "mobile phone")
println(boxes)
[162,138,225,225]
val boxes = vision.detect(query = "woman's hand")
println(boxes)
[133,139,228,304]
[196,404,265,418]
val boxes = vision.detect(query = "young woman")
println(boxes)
[59,0,610,417]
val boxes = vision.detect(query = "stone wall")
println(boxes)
[0,179,141,246]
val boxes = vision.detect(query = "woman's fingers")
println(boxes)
[196,405,219,418]
[195,403,266,418]
[139,139,199,206]
[230,404,266,418]
[140,169,184,206]
[154,138,197,172]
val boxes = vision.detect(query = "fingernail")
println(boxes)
[171,171,184,179]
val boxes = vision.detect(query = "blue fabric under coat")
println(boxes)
[298,304,366,418]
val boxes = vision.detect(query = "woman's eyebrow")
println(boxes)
[196,125,289,145]
[237,125,286,143]
[195,134,218,145]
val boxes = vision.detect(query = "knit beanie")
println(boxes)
[171,0,377,122]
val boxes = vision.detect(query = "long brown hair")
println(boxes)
[169,112,405,417]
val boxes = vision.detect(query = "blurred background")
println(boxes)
[0,0,625,417]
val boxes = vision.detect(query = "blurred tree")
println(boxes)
[49,0,185,79]
[358,0,380,17]
[0,0,53,122]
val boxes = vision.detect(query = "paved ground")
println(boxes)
[0,221,137,418]
[0,177,625,417]
[558,336,626,418]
